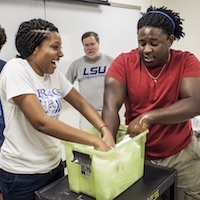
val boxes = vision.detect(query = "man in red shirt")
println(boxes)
[103,6,200,200]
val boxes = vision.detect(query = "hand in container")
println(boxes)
[127,115,149,138]
[101,126,115,148]
[94,137,113,151]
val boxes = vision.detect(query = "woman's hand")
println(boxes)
[94,137,113,152]
[101,126,115,148]
[127,114,149,138]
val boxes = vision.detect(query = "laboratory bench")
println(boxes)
[35,162,177,200]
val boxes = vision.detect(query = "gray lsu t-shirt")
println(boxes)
[66,53,114,112]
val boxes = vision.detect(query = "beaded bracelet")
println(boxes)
[99,124,107,133]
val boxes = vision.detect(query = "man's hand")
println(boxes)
[127,115,149,138]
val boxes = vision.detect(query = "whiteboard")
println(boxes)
[0,0,140,75]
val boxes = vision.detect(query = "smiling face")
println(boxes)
[138,26,174,68]
[82,35,100,61]
[27,31,63,76]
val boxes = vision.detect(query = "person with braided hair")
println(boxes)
[0,24,7,200]
[0,25,6,148]
[102,6,200,199]
[0,18,114,200]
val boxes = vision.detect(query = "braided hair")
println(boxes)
[0,25,7,47]
[137,6,185,41]
[15,18,58,59]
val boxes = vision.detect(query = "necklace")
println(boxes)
[144,54,171,84]
[145,64,166,83]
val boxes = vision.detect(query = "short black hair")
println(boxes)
[137,6,185,41]
[15,18,58,59]
[0,25,7,48]
[81,31,99,43]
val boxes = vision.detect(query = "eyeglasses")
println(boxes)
[83,42,97,47]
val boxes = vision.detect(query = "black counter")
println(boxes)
[35,162,177,200]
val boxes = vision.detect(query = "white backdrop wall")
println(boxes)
[0,0,140,75]
[0,0,140,128]
[2,0,199,128]
[113,0,200,60]
[151,0,200,60]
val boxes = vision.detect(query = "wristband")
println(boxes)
[99,124,107,133]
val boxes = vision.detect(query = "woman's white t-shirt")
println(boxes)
[0,58,73,174]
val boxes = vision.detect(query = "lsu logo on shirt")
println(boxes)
[83,66,107,79]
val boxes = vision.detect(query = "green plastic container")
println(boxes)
[62,125,148,200]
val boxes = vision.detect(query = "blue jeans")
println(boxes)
[0,123,5,147]
[0,123,5,195]
[0,160,64,200]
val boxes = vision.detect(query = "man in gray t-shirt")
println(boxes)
[66,32,114,130]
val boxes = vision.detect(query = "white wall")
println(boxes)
[1,0,199,129]
[1,0,139,67]
[0,0,140,129]
[61,0,200,129]
[1,0,199,132]
[150,0,200,60]
[112,0,200,60]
